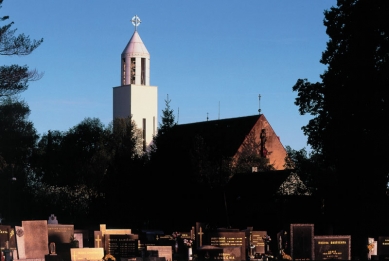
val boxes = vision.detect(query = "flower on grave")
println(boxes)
[367,243,374,252]
[103,254,116,261]
[172,232,181,240]
[262,235,271,244]
[184,239,194,248]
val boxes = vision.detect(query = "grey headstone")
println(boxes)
[48,214,58,224]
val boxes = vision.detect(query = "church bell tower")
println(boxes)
[113,16,158,150]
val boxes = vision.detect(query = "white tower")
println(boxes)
[113,16,158,151]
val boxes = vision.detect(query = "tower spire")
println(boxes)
[258,94,261,114]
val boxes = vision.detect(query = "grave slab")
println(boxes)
[22,220,49,259]
[70,248,104,261]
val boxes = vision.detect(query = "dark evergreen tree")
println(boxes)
[151,94,176,153]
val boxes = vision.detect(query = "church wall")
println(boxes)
[234,115,287,170]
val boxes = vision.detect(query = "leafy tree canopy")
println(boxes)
[292,0,389,196]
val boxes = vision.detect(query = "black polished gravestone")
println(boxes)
[251,231,267,255]
[290,224,314,261]
[378,236,389,260]
[0,225,16,250]
[314,236,351,260]
[105,234,139,258]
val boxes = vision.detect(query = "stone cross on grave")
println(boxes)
[95,235,102,248]
[198,227,204,247]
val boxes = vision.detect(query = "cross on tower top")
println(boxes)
[131,15,141,31]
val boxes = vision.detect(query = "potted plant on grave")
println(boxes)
[70,235,79,248]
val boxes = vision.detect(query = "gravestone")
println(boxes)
[314,235,351,260]
[94,231,103,248]
[210,231,246,261]
[104,234,139,258]
[378,236,389,259]
[73,232,84,248]
[48,214,59,224]
[251,231,267,255]
[100,224,131,235]
[15,226,25,259]
[147,246,173,261]
[48,224,74,244]
[290,224,314,261]
[48,224,74,261]
[179,232,191,239]
[70,248,103,261]
[197,245,241,261]
[156,235,172,246]
[0,225,16,250]
[196,222,207,248]
[22,220,49,258]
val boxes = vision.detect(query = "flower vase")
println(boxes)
[188,247,192,261]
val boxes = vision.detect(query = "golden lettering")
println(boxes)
[330,241,346,244]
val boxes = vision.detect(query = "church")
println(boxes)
[112,16,287,169]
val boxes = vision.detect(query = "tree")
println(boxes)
[0,1,43,222]
[292,0,389,248]
[0,98,38,221]
[0,0,43,98]
[284,146,335,196]
[292,0,389,197]
[151,94,176,153]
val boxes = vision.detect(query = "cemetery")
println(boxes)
[1,215,388,261]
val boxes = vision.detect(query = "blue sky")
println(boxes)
[2,0,336,151]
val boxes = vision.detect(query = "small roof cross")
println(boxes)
[131,15,141,31]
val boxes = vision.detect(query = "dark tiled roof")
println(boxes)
[174,115,261,157]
